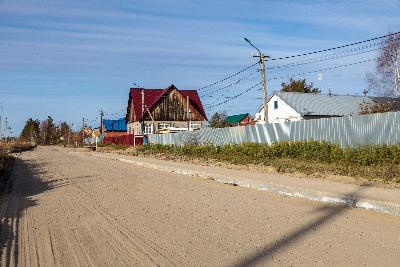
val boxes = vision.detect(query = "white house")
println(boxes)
[254,91,386,124]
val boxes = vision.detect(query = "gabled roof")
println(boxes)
[258,91,396,116]
[103,118,127,131]
[226,113,250,124]
[127,84,207,121]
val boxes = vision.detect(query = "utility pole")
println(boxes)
[189,110,192,131]
[186,96,190,131]
[244,38,269,123]
[141,89,145,137]
[100,111,104,136]
[4,118,8,138]
[82,117,85,145]
[259,53,268,124]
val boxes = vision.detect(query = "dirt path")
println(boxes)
[1,146,400,266]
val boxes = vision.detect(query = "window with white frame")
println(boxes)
[190,122,201,129]
[144,124,153,134]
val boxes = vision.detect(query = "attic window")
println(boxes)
[274,100,278,110]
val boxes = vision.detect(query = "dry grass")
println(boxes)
[131,142,400,187]
[0,142,36,195]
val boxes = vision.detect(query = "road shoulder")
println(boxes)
[85,150,400,217]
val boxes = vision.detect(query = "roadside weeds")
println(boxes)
[96,141,400,189]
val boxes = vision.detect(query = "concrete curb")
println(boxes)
[93,153,400,217]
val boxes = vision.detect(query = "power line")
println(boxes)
[267,45,379,71]
[267,58,375,81]
[202,33,397,110]
[197,62,258,91]
[200,70,260,98]
[268,31,400,61]
[206,58,375,110]
[206,82,262,109]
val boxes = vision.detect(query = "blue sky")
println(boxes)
[1,0,399,134]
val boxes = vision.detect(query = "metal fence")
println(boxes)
[148,111,400,147]
[103,134,144,146]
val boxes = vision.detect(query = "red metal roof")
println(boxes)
[128,84,207,121]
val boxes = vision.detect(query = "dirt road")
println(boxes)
[1,146,400,266]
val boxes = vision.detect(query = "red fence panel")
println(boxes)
[102,134,145,146]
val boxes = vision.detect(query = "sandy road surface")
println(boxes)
[1,146,400,266]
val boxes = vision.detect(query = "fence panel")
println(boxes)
[148,112,400,147]
[103,134,144,146]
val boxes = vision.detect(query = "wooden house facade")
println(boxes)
[126,84,207,135]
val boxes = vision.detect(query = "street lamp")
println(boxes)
[244,37,261,56]
[244,37,268,123]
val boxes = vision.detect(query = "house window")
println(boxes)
[158,122,169,129]
[144,124,153,134]
[274,100,278,110]
[190,122,201,129]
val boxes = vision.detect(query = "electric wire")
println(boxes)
[267,58,374,81]
[200,70,260,98]
[267,31,400,61]
[197,62,258,91]
[200,33,397,103]
[267,46,379,70]
[206,82,262,109]
[206,58,375,109]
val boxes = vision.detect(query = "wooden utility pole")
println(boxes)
[244,37,269,123]
[100,111,104,136]
[4,118,8,138]
[259,53,268,124]
[141,89,145,135]
[251,52,268,123]
[82,117,85,144]
[186,96,190,131]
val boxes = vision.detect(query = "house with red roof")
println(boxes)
[126,84,207,135]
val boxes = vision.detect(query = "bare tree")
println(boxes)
[209,111,230,128]
[366,32,400,97]
[359,100,391,115]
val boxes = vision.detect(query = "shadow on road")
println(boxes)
[0,155,55,265]
[231,186,367,267]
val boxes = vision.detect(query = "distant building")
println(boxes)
[102,118,127,138]
[254,91,397,124]
[226,113,251,126]
[126,84,207,135]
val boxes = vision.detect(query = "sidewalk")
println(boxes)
[90,151,400,217]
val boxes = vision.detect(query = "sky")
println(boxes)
[1,0,400,135]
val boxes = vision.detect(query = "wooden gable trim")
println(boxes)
[145,87,206,122]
